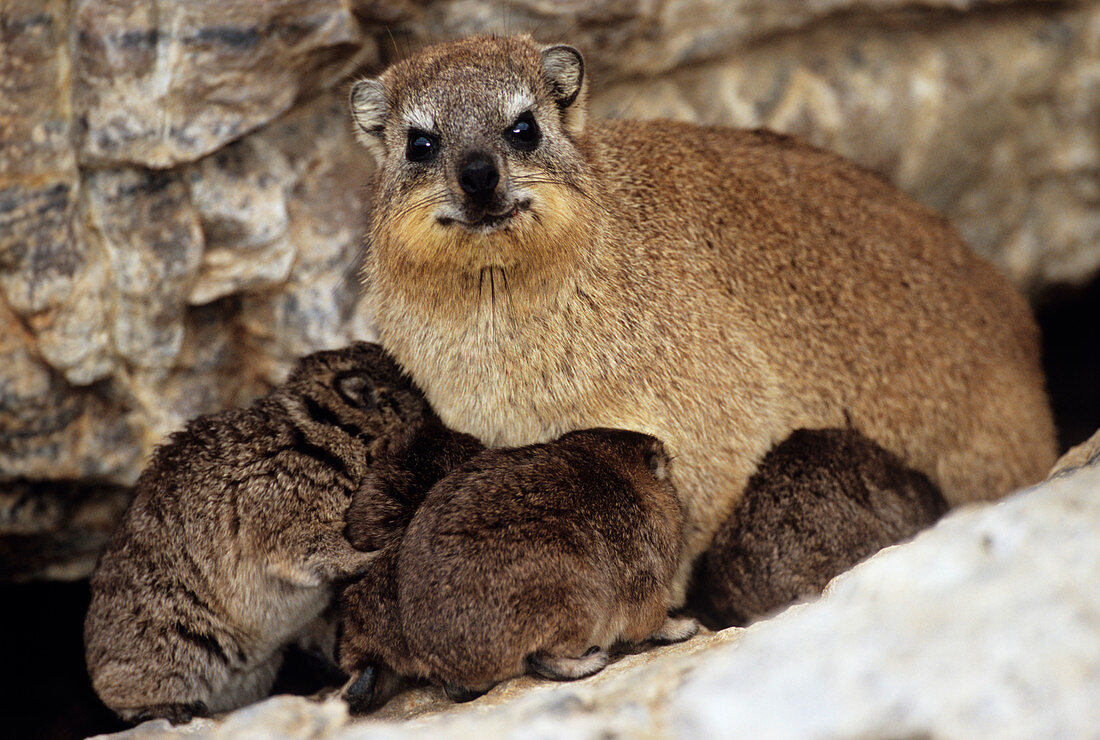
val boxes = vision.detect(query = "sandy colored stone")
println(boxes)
[365,0,1055,81]
[1048,427,1100,479]
[236,92,378,380]
[72,0,375,168]
[0,303,144,484]
[84,168,205,370]
[186,137,296,305]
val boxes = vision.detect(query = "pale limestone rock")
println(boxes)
[84,168,205,370]
[186,137,296,305]
[236,93,378,381]
[366,0,1051,81]
[0,306,144,484]
[0,0,82,317]
[95,458,1100,738]
[72,0,375,168]
[1048,427,1100,479]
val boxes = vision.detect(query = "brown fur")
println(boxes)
[689,427,948,629]
[84,343,434,723]
[343,416,485,553]
[337,429,696,707]
[351,35,1056,598]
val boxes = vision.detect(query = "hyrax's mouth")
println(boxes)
[437,199,531,233]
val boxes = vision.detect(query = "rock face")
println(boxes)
[1,0,1098,581]
[91,435,1100,739]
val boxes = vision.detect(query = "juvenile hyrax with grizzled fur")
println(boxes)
[690,428,949,629]
[85,343,432,724]
[350,34,1056,598]
[338,428,698,708]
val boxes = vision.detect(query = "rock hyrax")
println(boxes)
[338,428,698,708]
[689,427,949,629]
[349,34,1056,596]
[84,343,431,724]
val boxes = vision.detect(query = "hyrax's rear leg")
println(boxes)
[526,645,610,681]
[341,664,410,714]
[443,682,495,703]
[649,615,700,645]
[689,428,947,629]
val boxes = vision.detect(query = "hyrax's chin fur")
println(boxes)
[338,428,696,705]
[351,34,1057,600]
[377,177,591,290]
[85,342,435,723]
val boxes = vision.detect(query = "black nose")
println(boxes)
[458,155,499,199]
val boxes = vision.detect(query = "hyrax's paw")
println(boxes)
[129,701,209,725]
[443,682,490,703]
[342,665,378,714]
[328,546,381,580]
[527,645,609,681]
[649,615,700,645]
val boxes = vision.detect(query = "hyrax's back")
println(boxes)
[589,120,1055,506]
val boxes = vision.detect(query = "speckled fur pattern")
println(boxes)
[352,35,1056,601]
[337,429,694,706]
[689,427,949,629]
[84,343,435,724]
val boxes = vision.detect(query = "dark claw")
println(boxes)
[443,682,488,703]
[343,665,378,714]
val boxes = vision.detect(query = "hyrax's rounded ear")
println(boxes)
[645,440,671,482]
[349,78,389,158]
[335,371,380,411]
[540,44,586,136]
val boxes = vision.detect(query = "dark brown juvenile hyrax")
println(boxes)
[338,428,697,711]
[689,427,949,629]
[84,343,435,724]
[351,34,1056,603]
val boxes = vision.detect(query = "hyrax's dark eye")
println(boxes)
[406,130,438,162]
[506,112,540,151]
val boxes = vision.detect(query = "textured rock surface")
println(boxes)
[72,0,375,167]
[2,0,1099,582]
[0,480,131,581]
[1049,427,1100,478]
[92,446,1100,739]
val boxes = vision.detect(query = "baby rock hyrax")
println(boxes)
[689,427,949,629]
[350,35,1056,596]
[338,428,697,707]
[84,343,431,724]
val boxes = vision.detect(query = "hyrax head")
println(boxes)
[284,342,432,438]
[349,35,594,274]
[558,428,675,489]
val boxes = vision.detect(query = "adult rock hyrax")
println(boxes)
[84,343,432,724]
[689,427,949,629]
[338,428,697,707]
[350,34,1057,596]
